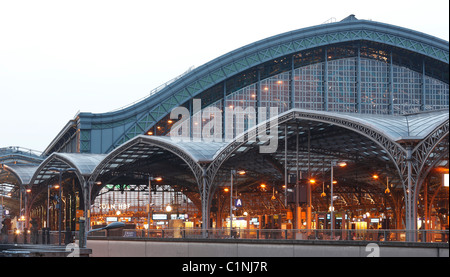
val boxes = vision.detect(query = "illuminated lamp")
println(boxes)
[444,173,449,187]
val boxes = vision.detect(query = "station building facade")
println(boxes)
[1,15,448,241]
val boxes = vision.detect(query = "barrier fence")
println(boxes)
[102,228,449,243]
[1,228,448,245]
[0,229,72,245]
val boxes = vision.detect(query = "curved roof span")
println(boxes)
[87,134,217,186]
[29,153,107,187]
[307,109,450,142]
[1,164,39,186]
[94,108,450,166]
[44,15,449,155]
[35,108,449,186]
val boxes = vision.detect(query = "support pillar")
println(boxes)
[306,128,312,230]
[405,146,417,242]
[306,206,312,229]
[315,213,319,230]
[424,180,430,242]
[341,212,347,240]
[82,180,91,248]
[201,168,210,238]
[296,206,302,230]
[284,125,288,207]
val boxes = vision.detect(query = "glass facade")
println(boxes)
[360,58,389,114]
[90,186,200,229]
[225,84,257,138]
[294,63,324,111]
[192,99,223,139]
[260,72,291,115]
[392,66,422,114]
[162,43,449,140]
[425,77,449,111]
[327,57,357,113]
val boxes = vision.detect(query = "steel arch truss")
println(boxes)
[87,135,211,234]
[402,120,450,232]
[412,120,450,188]
[206,110,407,191]
[24,154,88,228]
[202,110,448,238]
[88,135,205,197]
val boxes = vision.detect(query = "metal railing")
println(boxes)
[86,228,449,243]
[2,228,448,245]
[0,229,73,245]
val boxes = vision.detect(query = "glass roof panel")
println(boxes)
[2,164,40,185]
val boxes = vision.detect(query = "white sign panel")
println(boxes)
[152,214,168,220]
[444,174,449,187]
[235,199,243,207]
[100,203,131,210]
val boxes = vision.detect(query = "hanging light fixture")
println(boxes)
[385,177,390,194]
[321,181,326,197]
[271,187,276,200]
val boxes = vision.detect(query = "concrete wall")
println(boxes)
[86,239,449,257]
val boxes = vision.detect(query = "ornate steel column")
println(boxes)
[82,179,92,248]
[404,146,415,241]
[200,167,212,237]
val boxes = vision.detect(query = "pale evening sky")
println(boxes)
[0,0,448,152]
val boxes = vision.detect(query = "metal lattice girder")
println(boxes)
[87,135,218,235]
[24,153,105,220]
[88,136,206,197]
[206,109,409,191]
[28,153,106,189]
[407,120,449,222]
[397,120,449,196]
[411,120,449,186]
[200,109,449,237]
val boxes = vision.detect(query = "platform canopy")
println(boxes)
[29,153,107,187]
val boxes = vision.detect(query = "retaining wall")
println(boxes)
[86,238,449,257]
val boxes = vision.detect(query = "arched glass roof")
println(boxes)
[147,136,228,163]
[1,164,39,185]
[121,109,450,164]
[306,109,449,142]
[54,153,107,176]
[5,108,446,189]
[30,153,107,186]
